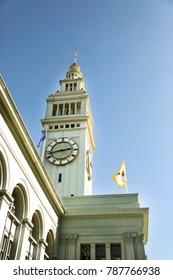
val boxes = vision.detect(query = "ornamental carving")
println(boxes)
[124,232,144,241]
[60,234,78,241]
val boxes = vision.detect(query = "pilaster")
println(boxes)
[124,232,145,260]
[60,234,78,260]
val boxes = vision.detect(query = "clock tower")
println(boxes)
[40,63,95,199]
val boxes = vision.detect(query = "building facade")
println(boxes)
[0,62,149,260]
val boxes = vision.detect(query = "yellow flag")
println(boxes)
[112,161,127,188]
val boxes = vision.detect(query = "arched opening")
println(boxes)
[0,185,27,259]
[0,151,7,190]
[44,230,54,260]
[26,210,43,260]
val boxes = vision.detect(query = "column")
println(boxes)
[81,100,86,114]
[134,233,145,260]
[61,83,65,91]
[62,103,65,116]
[17,218,33,259]
[123,233,135,260]
[57,104,59,116]
[90,243,95,260]
[38,239,48,260]
[106,243,111,260]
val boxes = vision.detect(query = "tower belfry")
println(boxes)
[40,63,95,199]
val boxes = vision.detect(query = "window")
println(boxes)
[54,125,59,129]
[74,83,77,90]
[111,244,121,260]
[49,125,53,129]
[58,104,63,116]
[26,233,37,260]
[77,102,81,114]
[58,173,62,183]
[96,244,106,260]
[44,230,54,260]
[0,185,27,260]
[52,104,57,116]
[60,125,64,129]
[71,124,75,128]
[65,84,68,91]
[70,83,73,91]
[65,124,69,128]
[76,123,80,127]
[0,203,19,260]
[26,212,42,260]
[65,104,69,115]
[0,236,7,259]
[71,103,75,114]
[81,244,91,260]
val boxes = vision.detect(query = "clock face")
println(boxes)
[46,137,78,165]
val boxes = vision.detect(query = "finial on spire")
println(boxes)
[74,49,78,63]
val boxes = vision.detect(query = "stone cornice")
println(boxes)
[47,91,88,101]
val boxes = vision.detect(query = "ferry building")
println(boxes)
[0,62,149,260]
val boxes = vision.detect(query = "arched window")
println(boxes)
[0,185,26,260]
[44,230,54,260]
[26,211,43,260]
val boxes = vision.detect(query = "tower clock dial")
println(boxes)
[46,137,78,165]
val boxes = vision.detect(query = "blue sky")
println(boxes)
[1,0,173,260]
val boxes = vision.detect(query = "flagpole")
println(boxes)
[41,130,46,162]
[126,179,128,194]
[74,49,78,63]
[124,160,128,194]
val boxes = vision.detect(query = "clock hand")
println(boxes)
[51,147,72,153]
